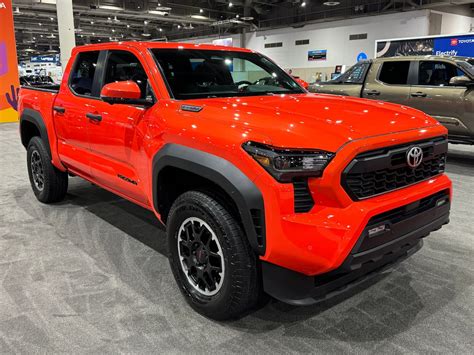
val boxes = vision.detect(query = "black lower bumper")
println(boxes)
[262,189,450,305]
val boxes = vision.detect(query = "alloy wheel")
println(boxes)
[177,217,225,296]
[30,150,45,191]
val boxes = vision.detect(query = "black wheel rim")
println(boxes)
[177,217,225,296]
[30,150,45,191]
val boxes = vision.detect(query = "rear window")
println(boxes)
[378,61,410,85]
[69,51,100,97]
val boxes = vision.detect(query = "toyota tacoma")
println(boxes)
[18,42,452,320]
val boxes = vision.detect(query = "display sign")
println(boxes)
[0,0,20,123]
[31,54,60,63]
[357,52,368,62]
[212,38,233,47]
[376,34,474,58]
[308,50,327,61]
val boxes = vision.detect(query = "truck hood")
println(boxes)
[182,93,438,152]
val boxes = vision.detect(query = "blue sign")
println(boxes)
[30,54,60,63]
[357,52,368,62]
[433,35,474,57]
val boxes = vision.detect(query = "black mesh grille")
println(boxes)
[342,137,447,200]
[293,179,314,213]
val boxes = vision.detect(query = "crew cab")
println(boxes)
[308,56,474,145]
[18,42,452,320]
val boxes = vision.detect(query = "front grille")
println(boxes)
[342,136,447,200]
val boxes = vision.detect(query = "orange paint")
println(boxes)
[0,0,20,122]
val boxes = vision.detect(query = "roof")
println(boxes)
[73,41,253,53]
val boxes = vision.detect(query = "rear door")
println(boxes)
[408,60,470,137]
[53,50,102,178]
[362,59,413,105]
[87,49,153,205]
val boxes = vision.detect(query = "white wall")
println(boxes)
[435,11,473,34]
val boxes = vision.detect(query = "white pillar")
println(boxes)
[56,0,76,69]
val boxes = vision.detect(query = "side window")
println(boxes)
[103,50,149,99]
[378,61,410,85]
[418,61,464,87]
[69,51,100,97]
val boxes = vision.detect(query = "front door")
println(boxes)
[87,49,152,205]
[408,60,470,137]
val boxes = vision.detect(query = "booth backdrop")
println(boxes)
[0,0,20,123]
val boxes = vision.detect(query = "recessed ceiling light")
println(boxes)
[323,1,340,5]
[99,5,123,11]
[112,29,115,32]
[144,20,149,25]
[90,20,94,24]
[301,1,306,7]
[127,24,130,28]
[199,8,203,13]
[50,17,54,21]
[229,2,233,8]
[190,14,207,20]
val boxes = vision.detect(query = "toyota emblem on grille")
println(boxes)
[406,146,423,168]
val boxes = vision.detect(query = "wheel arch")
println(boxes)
[152,144,266,255]
[20,108,51,157]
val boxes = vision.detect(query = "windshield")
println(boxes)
[150,49,304,99]
[457,60,474,78]
[326,62,369,84]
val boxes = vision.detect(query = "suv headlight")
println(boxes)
[242,141,334,183]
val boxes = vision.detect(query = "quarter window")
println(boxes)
[378,61,410,85]
[103,50,149,99]
[69,51,100,96]
[418,61,464,86]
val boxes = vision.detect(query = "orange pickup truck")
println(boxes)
[19,42,451,320]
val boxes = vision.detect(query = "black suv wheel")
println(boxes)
[167,191,261,320]
[27,137,68,203]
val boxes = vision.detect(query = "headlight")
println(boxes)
[242,141,334,183]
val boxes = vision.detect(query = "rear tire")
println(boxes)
[27,137,68,203]
[167,190,261,320]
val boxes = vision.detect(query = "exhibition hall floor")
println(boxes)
[0,122,472,353]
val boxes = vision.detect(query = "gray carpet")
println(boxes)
[0,122,473,354]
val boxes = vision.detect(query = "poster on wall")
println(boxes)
[308,50,327,61]
[0,0,20,123]
[376,34,474,58]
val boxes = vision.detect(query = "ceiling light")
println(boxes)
[159,28,163,32]
[127,24,130,28]
[241,16,254,21]
[112,29,115,32]
[148,10,168,16]
[90,20,94,24]
[38,23,42,26]
[190,15,207,20]
[141,33,151,37]
[177,25,181,29]
[200,8,203,13]
[156,6,172,11]
[323,1,340,5]
[301,1,306,7]
[50,17,54,21]
[144,20,149,25]
[99,5,123,11]
[107,17,112,20]
[236,14,239,18]
[229,2,233,8]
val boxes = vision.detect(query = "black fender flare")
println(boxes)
[152,144,266,255]
[20,108,51,157]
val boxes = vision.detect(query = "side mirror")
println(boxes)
[449,75,473,87]
[100,80,154,106]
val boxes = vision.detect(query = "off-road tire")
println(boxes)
[167,190,261,320]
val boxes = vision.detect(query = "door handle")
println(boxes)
[86,113,102,122]
[53,106,65,114]
[366,90,380,96]
[411,92,427,98]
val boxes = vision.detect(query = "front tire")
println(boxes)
[27,137,68,203]
[167,191,261,320]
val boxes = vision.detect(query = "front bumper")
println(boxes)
[261,189,450,305]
